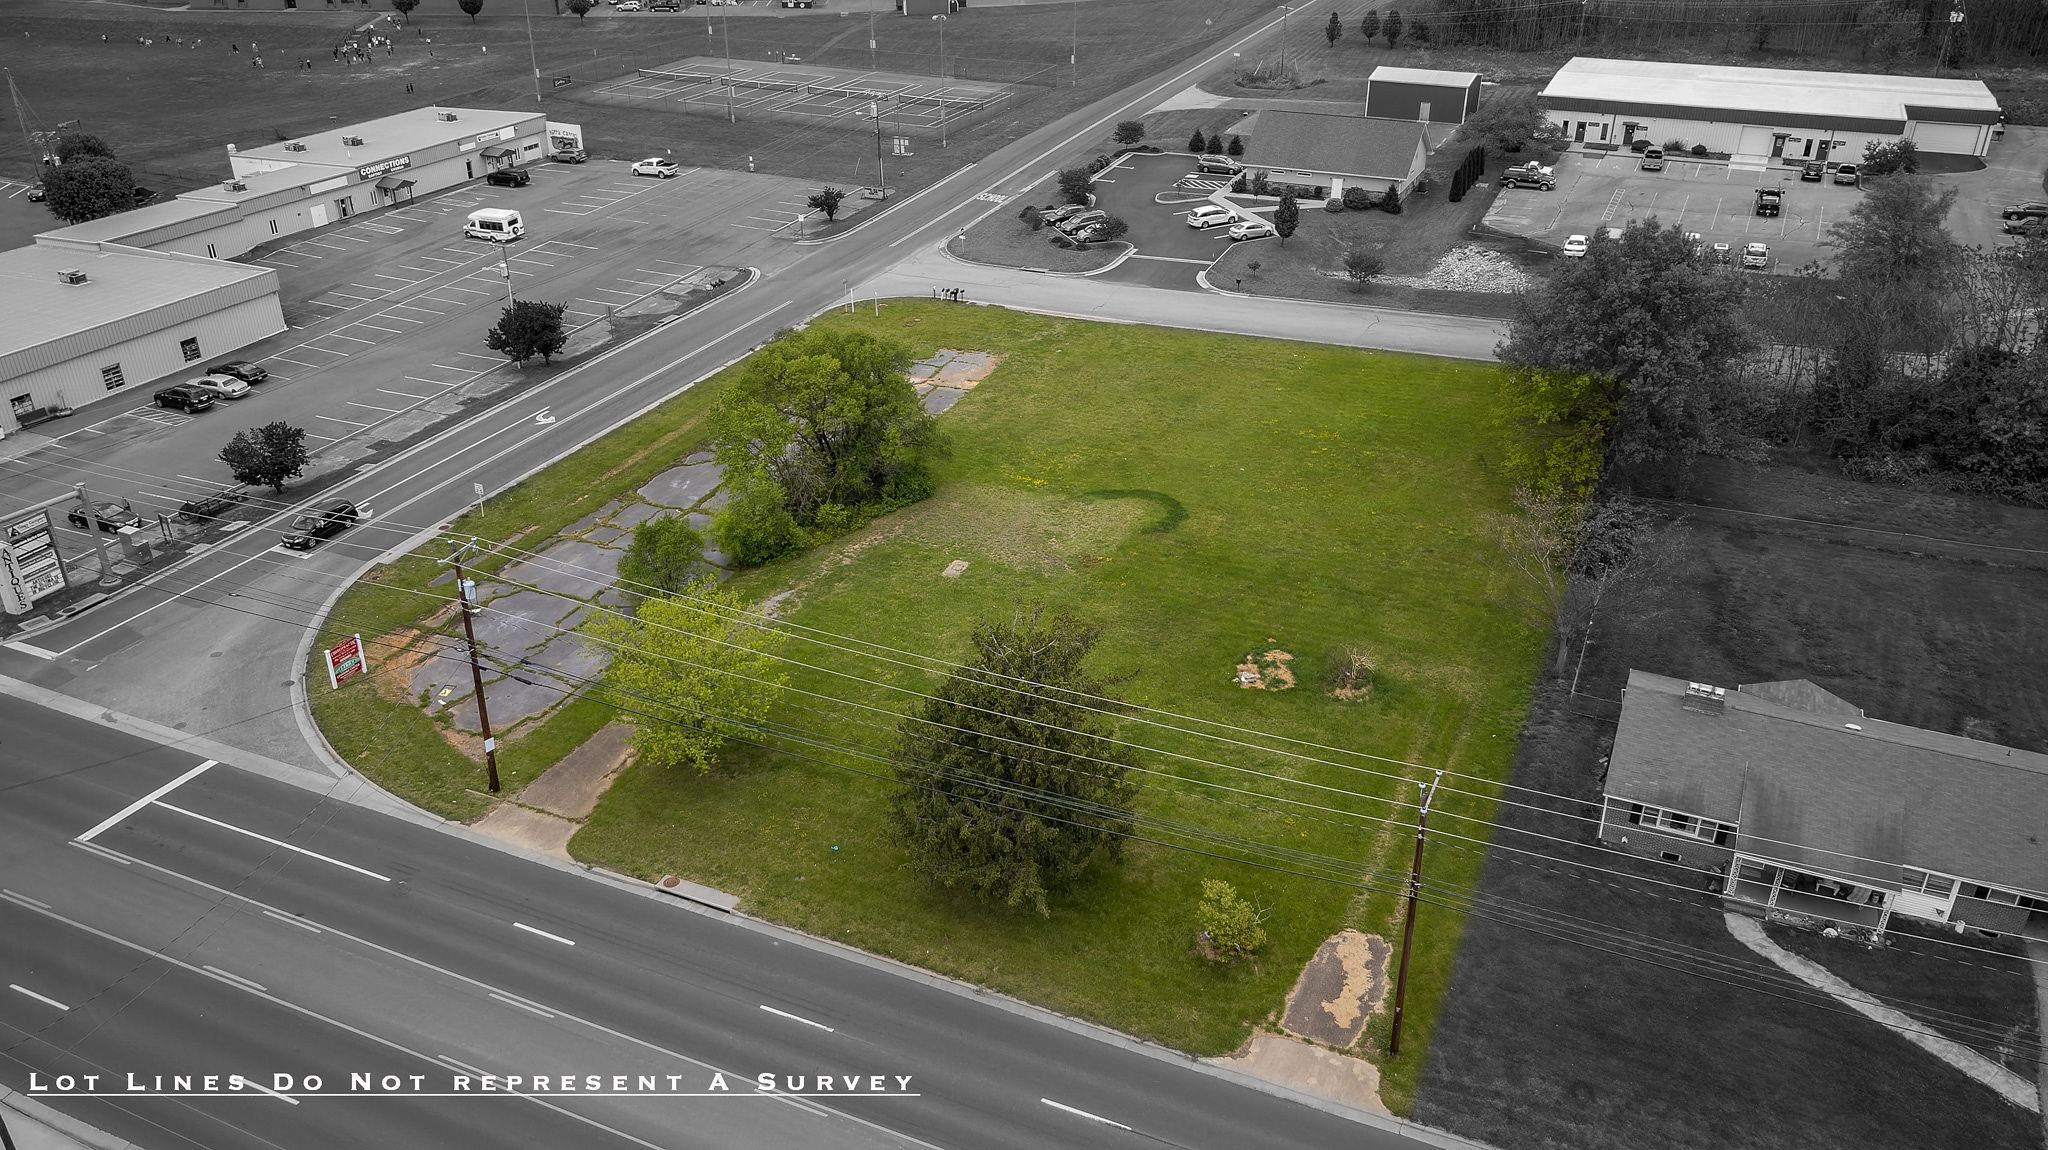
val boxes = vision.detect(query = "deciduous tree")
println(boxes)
[484,300,569,364]
[1114,120,1146,145]
[807,185,847,221]
[617,515,707,601]
[1384,7,1403,47]
[1343,249,1384,286]
[1827,176,1961,288]
[391,0,422,20]
[1860,138,1920,176]
[1360,7,1381,40]
[1326,11,1343,45]
[1452,88,1553,153]
[218,422,311,493]
[54,133,116,164]
[459,0,484,22]
[565,0,592,18]
[889,609,1139,915]
[41,157,133,224]
[1057,166,1093,205]
[1197,879,1267,959]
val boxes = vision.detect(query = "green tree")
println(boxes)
[1360,7,1381,40]
[617,515,706,600]
[1019,203,1044,230]
[1204,132,1225,155]
[217,421,311,493]
[1273,190,1299,243]
[459,0,484,21]
[1325,11,1343,45]
[584,579,786,773]
[1827,176,1961,288]
[54,133,116,165]
[1226,135,1244,157]
[565,0,592,17]
[709,328,944,534]
[807,185,846,221]
[1860,138,1921,177]
[1113,120,1146,145]
[1343,248,1384,286]
[1379,184,1402,214]
[889,609,1139,915]
[1453,88,1553,153]
[710,478,805,567]
[1086,215,1129,243]
[1497,219,1755,488]
[1057,167,1093,205]
[1411,16,1430,43]
[1197,879,1267,959]
[1384,7,1403,46]
[1187,127,1207,153]
[391,0,421,19]
[41,157,133,224]
[484,300,569,365]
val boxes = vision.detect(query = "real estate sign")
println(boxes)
[324,634,367,689]
[0,510,68,615]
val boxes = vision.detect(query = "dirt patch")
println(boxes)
[1328,646,1377,702]
[1235,649,1297,691]
[886,482,1156,573]
[908,349,1003,390]
[1280,929,1390,1048]
[369,628,446,706]
[941,559,970,578]
[518,721,636,821]
[472,804,577,861]
[1211,1032,1388,1115]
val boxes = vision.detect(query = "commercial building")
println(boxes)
[1,243,283,435]
[1539,57,2001,164]
[1364,66,1481,126]
[1240,110,1429,200]
[1599,670,2048,941]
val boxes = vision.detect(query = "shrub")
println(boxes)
[1690,143,1708,157]
[1662,137,1687,152]
[1187,128,1206,152]
[1204,133,1225,155]
[1379,185,1403,214]
[1862,138,1920,176]
[1196,880,1267,960]
[1019,204,1043,230]
[1325,197,1344,212]
[1226,135,1244,157]
[1231,174,1249,193]
[1341,185,1373,210]
[617,515,706,600]
[1327,646,1378,698]
[710,483,805,567]
[1113,120,1145,145]
[1629,138,1651,153]
[1343,249,1384,286]
[1250,170,1273,196]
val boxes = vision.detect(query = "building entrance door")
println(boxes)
[1573,122,1586,143]
[1771,135,1787,158]
[334,197,353,219]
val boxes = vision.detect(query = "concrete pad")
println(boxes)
[921,386,967,415]
[1280,930,1388,1047]
[468,589,584,652]
[700,486,730,511]
[637,461,725,509]
[686,511,714,534]
[498,539,622,599]
[682,449,716,466]
[1209,1033,1386,1115]
[518,721,635,819]
[471,803,577,861]
[607,501,666,530]
[564,500,626,537]
[521,628,610,685]
[446,673,571,733]
[582,523,629,546]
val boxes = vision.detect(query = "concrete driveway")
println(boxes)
[1932,125,2048,251]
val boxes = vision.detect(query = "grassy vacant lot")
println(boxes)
[1414,456,2048,1150]
[568,303,1543,1095]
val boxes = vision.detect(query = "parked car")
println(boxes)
[1038,204,1084,226]
[132,186,153,204]
[1499,163,1557,191]
[67,501,144,534]
[1639,146,1665,171]
[177,488,245,525]
[1754,187,1783,217]
[2003,217,2042,237]
[1711,241,1733,264]
[1186,204,1236,229]
[631,157,680,178]
[1195,156,1243,176]
[485,167,531,188]
[615,0,643,10]
[650,0,682,8]
[1832,163,1859,186]
[281,501,360,551]
[185,374,251,401]
[1741,241,1771,269]
[26,185,44,202]
[1800,162,1824,181]
[205,360,269,384]
[1227,218,1275,241]
[1560,234,1589,258]
[1054,209,1107,234]
[2000,201,2048,222]
[551,146,588,163]
[152,384,215,413]
[1684,230,1705,259]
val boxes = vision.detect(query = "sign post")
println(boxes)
[1,509,69,615]
[324,634,366,689]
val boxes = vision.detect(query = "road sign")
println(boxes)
[324,634,366,689]
[473,482,486,497]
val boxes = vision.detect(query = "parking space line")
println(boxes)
[385,303,444,316]
[346,401,401,414]
[542,238,602,250]
[348,322,406,334]
[453,351,501,363]
[268,356,324,369]
[314,414,370,427]
[317,333,377,345]
[544,208,596,216]
[380,386,432,399]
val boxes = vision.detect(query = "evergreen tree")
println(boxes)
[1360,8,1381,40]
[1326,11,1343,45]
[1274,190,1299,243]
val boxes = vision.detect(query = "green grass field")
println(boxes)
[567,303,1544,1099]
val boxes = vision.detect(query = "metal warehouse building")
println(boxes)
[1365,66,1481,126]
[1539,57,2002,165]
[1,244,283,436]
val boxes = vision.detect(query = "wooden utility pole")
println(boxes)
[1387,769,1444,1058]
[444,543,501,793]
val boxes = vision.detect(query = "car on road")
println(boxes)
[282,501,359,551]
[1800,162,1825,181]
[1186,204,1235,229]
[1195,156,1243,176]
[615,0,643,10]
[26,184,44,202]
[551,146,588,163]
[67,501,144,534]
[1227,218,1275,241]
[1639,146,1665,171]
[632,157,680,178]
[484,167,531,187]
[1560,234,1589,258]
[206,360,269,384]
[1498,163,1556,190]
[152,384,215,413]
[1832,163,1859,186]
[2000,201,2048,222]
[1742,241,1771,269]
[650,0,681,8]
[185,374,251,401]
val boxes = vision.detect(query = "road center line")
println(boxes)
[68,840,133,866]
[1041,1098,1132,1130]
[512,921,577,947]
[759,1004,836,1033]
[201,964,268,993]
[9,984,70,1012]
[76,758,215,842]
[490,991,558,1019]
[151,801,392,882]
[263,909,324,934]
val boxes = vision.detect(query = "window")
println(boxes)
[269,219,281,235]
[101,364,125,391]
[1625,802,1731,843]
[206,243,217,259]
[10,394,32,417]
[1659,851,1682,864]
[180,337,201,362]
[1901,869,1956,897]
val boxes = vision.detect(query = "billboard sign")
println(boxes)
[0,509,68,615]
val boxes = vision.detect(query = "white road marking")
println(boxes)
[350,322,406,335]
[345,401,399,414]
[76,759,215,842]
[9,984,70,1012]
[68,840,132,865]
[315,414,370,426]
[759,1004,835,1032]
[318,333,377,345]
[513,921,577,947]
[152,801,392,882]
[2,640,57,659]
[263,909,323,934]
[439,1055,489,1076]
[1041,1098,1131,1130]
[201,964,268,993]
[490,991,558,1019]
[0,890,50,909]
[239,1077,301,1105]
[384,302,444,316]
[379,387,431,400]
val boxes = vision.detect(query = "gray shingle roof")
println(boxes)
[1608,670,2048,892]
[1243,111,1426,181]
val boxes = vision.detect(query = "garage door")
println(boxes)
[1736,125,1775,156]
[1912,122,1983,155]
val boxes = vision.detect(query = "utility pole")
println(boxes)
[722,7,735,123]
[1279,5,1290,74]
[869,11,877,70]
[498,241,515,309]
[8,68,48,165]
[937,16,946,146]
[523,0,543,109]
[1069,0,1078,87]
[872,101,887,197]
[1576,0,1588,47]
[1938,5,1964,72]
[1387,769,1443,1058]
[444,543,502,794]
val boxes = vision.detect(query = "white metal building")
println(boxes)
[1539,57,2002,165]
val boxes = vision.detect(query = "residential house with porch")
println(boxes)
[1599,670,2048,941]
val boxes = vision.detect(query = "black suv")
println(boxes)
[282,501,359,551]
[1800,162,1824,181]
[153,384,215,412]
[67,501,144,533]
[485,168,531,188]
[2001,201,2048,222]
[206,360,269,384]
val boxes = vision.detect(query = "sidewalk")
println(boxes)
[863,243,1508,362]
[1,1092,139,1150]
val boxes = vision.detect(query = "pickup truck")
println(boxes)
[1499,163,1557,190]
[1754,187,1783,217]
[1741,242,1771,269]
[1639,147,1665,172]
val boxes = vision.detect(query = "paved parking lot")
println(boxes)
[1485,150,1869,269]
[1058,150,1270,287]
[1932,124,2048,251]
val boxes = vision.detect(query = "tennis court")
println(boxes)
[595,56,1013,132]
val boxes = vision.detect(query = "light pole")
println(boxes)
[869,11,877,70]
[523,0,542,109]
[1069,0,1078,87]
[937,16,946,147]
[499,241,515,309]
[722,7,735,123]
[871,101,886,197]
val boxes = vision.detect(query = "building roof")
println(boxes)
[37,197,239,247]
[180,163,348,206]
[1608,670,2048,893]
[0,243,278,382]
[1541,57,2001,126]
[1368,66,1480,88]
[1244,111,1428,180]
[232,106,540,170]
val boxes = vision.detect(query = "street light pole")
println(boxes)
[722,7,736,123]
[937,17,946,147]
[872,101,886,197]
[1069,0,1078,87]
[499,241,515,309]
[523,0,542,109]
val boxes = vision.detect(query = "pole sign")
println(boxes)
[324,634,366,689]
[0,509,68,615]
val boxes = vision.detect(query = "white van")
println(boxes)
[465,207,525,242]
